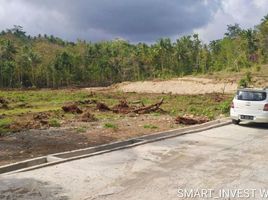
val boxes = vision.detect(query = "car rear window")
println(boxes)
[237,90,267,101]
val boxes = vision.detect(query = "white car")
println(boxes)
[230,88,268,124]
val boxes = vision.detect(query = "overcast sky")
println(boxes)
[0,0,267,43]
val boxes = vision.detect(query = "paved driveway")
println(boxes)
[0,123,268,200]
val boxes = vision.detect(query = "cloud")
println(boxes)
[0,0,220,42]
[195,0,268,42]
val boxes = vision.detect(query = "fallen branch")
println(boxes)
[132,98,164,114]
[96,98,164,114]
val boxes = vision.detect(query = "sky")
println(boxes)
[0,0,267,43]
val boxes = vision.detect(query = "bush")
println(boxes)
[239,72,252,88]
[245,71,252,83]
[239,78,248,88]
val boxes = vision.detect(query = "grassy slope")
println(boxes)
[199,64,268,88]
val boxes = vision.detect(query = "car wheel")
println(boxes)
[232,119,240,125]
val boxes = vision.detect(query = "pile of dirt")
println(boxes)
[0,97,9,109]
[8,111,64,132]
[80,111,97,122]
[0,97,8,104]
[33,112,51,125]
[97,102,111,111]
[9,120,42,132]
[112,100,130,114]
[175,115,209,125]
[62,104,83,114]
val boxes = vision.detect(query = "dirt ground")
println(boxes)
[0,114,178,166]
[113,77,238,94]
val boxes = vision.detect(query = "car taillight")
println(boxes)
[264,104,268,111]
[231,101,234,108]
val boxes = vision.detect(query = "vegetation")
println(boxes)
[0,89,232,134]
[103,123,118,130]
[143,124,158,129]
[0,15,268,88]
[48,118,61,127]
[239,71,253,88]
[0,118,12,136]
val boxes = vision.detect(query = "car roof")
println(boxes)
[237,88,268,93]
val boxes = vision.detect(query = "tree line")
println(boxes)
[0,15,268,88]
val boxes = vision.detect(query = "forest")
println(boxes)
[0,15,268,88]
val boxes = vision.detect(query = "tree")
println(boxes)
[225,23,242,39]
[0,39,17,87]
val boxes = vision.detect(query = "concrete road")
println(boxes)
[0,123,268,200]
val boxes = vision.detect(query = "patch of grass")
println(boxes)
[103,123,118,130]
[219,100,231,115]
[0,89,91,116]
[152,112,161,116]
[75,126,88,133]
[143,124,158,129]
[48,118,61,127]
[162,94,233,119]
[0,118,13,135]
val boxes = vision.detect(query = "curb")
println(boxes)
[0,118,231,175]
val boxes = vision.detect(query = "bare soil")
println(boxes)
[113,77,238,94]
[0,114,178,166]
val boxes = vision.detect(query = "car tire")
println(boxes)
[232,119,240,125]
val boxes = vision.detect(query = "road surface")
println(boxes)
[0,123,268,200]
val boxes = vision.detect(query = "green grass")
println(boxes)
[0,88,234,134]
[143,124,158,129]
[103,123,118,130]
[0,118,13,135]
[161,94,233,119]
[0,89,90,115]
[75,126,88,133]
[0,90,233,120]
[48,118,61,127]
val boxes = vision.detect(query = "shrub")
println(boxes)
[239,72,252,88]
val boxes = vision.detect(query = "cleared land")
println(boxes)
[0,82,232,166]
[114,77,238,94]
[114,65,268,94]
